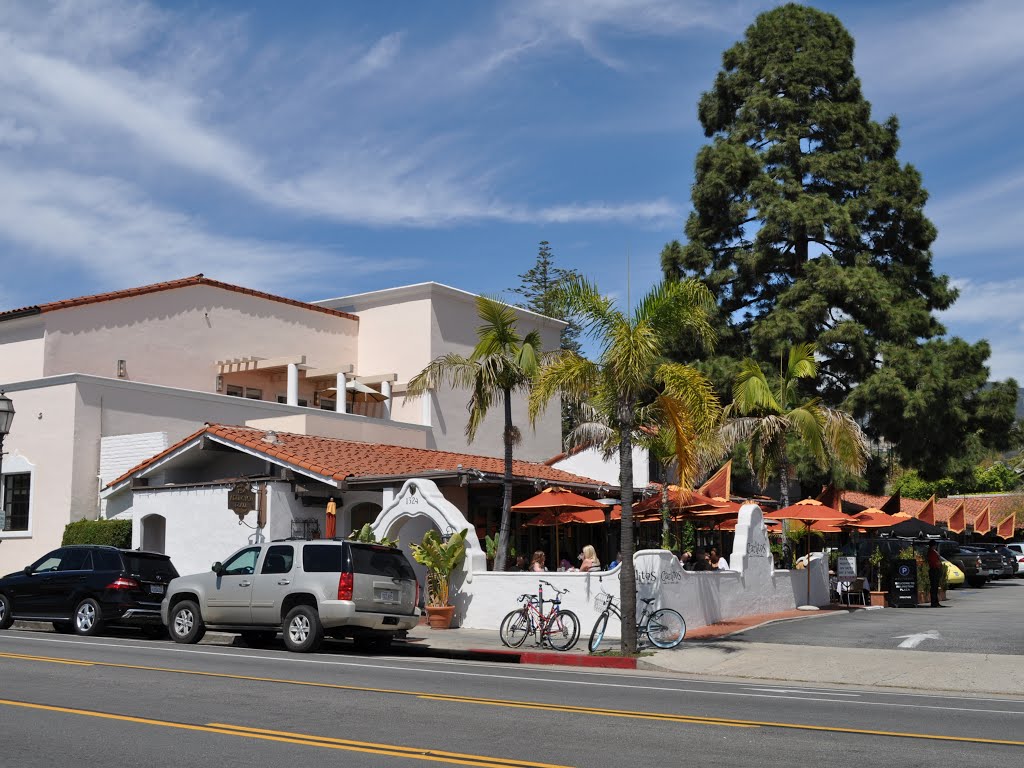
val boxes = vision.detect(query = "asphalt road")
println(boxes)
[1,628,1022,767]
[735,577,1024,654]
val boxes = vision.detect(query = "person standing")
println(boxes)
[927,541,943,607]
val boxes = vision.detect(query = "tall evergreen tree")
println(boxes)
[662,4,955,402]
[663,3,1016,479]
[510,241,583,437]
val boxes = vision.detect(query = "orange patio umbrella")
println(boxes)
[996,513,1016,541]
[513,488,606,565]
[766,498,850,608]
[850,508,901,529]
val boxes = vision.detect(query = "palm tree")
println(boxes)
[406,296,542,571]
[723,343,868,507]
[530,277,720,653]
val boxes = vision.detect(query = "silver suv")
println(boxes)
[161,540,419,653]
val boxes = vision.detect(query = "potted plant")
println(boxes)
[409,528,468,629]
[868,547,887,607]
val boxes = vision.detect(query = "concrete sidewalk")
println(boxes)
[404,609,1024,696]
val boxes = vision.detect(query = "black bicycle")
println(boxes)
[498,581,580,651]
[588,593,686,652]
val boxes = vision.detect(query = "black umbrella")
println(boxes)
[889,517,946,538]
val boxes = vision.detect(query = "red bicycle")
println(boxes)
[498,580,580,651]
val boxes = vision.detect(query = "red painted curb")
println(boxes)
[469,648,637,669]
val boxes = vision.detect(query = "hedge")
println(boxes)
[61,519,133,549]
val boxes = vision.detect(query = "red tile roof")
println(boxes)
[0,274,358,322]
[107,424,604,490]
[842,490,1024,526]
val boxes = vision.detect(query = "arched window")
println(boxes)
[349,502,382,533]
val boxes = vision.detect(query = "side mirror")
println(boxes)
[23,566,33,576]
[211,562,224,575]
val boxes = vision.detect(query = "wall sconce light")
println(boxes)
[117,359,127,378]
[215,374,224,392]
[441,525,456,543]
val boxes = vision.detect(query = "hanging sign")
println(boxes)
[228,481,256,520]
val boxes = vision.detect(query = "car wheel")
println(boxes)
[0,594,13,630]
[52,621,73,634]
[283,605,323,653]
[240,630,276,647]
[73,598,104,636]
[169,600,206,644]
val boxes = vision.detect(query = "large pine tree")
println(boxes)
[663,3,1018,481]
[662,3,955,402]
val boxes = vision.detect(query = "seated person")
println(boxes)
[690,548,712,572]
[680,551,693,570]
[530,551,547,572]
[578,544,601,572]
[608,551,622,569]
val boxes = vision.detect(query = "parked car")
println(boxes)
[942,557,965,588]
[1004,543,1024,576]
[958,545,1008,581]
[969,544,1020,578]
[0,545,178,637]
[162,539,420,653]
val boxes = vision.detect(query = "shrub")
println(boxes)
[61,519,132,548]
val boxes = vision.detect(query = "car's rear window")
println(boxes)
[350,546,415,580]
[122,553,178,581]
[303,544,344,573]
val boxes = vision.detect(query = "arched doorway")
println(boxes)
[140,514,166,553]
[349,502,382,534]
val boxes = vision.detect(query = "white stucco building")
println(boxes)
[0,275,567,570]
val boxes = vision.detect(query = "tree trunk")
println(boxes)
[778,454,791,509]
[618,399,638,654]
[494,387,514,571]
[660,482,670,549]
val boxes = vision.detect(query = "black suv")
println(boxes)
[0,545,178,637]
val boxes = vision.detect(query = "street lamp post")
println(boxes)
[0,391,15,530]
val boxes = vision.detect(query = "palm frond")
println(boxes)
[823,407,869,476]
[529,350,599,422]
[559,275,621,344]
[404,354,477,400]
[637,280,717,352]
[787,404,828,468]
[787,342,818,380]
[731,358,779,414]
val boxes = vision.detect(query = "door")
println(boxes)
[250,545,295,625]
[9,549,64,618]
[50,548,94,617]
[204,547,260,624]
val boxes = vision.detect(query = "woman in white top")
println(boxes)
[579,544,601,572]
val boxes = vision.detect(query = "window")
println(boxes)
[303,544,344,573]
[59,549,93,571]
[261,545,294,575]
[319,398,336,411]
[226,385,263,400]
[31,549,64,573]
[221,547,260,576]
[94,549,124,571]
[350,546,415,579]
[276,395,308,407]
[2,473,30,532]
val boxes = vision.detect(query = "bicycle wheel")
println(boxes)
[587,612,610,653]
[499,609,531,648]
[645,608,686,649]
[544,610,580,651]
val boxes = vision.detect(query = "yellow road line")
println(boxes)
[4,651,1022,747]
[208,722,570,768]
[0,652,94,666]
[0,698,569,768]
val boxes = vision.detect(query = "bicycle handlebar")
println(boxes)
[538,579,569,595]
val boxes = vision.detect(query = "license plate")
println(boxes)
[149,584,165,595]
[378,590,395,602]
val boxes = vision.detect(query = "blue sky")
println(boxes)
[1,0,1022,381]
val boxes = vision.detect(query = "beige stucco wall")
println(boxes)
[41,284,359,394]
[0,383,79,572]
[320,284,564,462]
[0,316,45,382]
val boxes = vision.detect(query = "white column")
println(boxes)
[421,390,431,426]
[336,372,347,414]
[381,380,392,420]
[286,363,299,406]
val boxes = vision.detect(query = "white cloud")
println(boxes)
[928,168,1024,256]
[0,162,414,292]
[941,278,1024,381]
